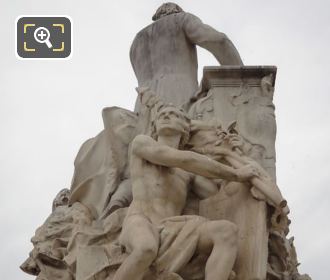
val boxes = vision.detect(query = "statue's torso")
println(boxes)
[129,155,191,225]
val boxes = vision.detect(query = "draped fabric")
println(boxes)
[70,107,137,219]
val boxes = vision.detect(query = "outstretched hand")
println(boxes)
[236,163,259,182]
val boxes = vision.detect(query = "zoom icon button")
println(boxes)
[16,16,72,59]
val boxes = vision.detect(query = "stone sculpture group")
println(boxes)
[21,3,311,280]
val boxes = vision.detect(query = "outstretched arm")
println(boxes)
[183,13,243,65]
[132,135,256,182]
[197,140,287,210]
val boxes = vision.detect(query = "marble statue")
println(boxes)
[20,188,93,280]
[21,3,312,280]
[69,107,137,219]
[113,105,258,280]
[130,2,243,112]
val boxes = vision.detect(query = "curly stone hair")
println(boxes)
[152,2,184,21]
[52,188,71,212]
[150,104,190,149]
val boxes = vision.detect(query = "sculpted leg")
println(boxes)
[197,220,238,280]
[113,215,159,280]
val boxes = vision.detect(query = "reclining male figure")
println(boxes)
[113,105,258,280]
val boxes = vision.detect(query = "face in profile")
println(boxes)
[187,120,244,151]
[52,188,71,211]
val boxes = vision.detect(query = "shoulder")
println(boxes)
[131,134,155,150]
[132,134,154,144]
[182,12,202,25]
[181,13,205,37]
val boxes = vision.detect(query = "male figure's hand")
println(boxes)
[235,163,259,182]
[226,134,244,150]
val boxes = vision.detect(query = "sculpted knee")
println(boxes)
[221,221,238,245]
[134,243,158,264]
[209,220,238,245]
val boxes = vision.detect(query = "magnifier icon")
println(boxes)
[34,27,53,48]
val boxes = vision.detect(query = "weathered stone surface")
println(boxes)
[190,66,277,179]
[130,3,242,112]
[21,3,311,280]
[21,189,93,280]
[69,107,137,219]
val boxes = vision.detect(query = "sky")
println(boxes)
[0,0,329,279]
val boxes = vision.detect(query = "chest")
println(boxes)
[145,163,190,195]
[151,162,190,181]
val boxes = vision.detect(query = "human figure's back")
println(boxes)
[130,12,198,110]
[130,3,243,112]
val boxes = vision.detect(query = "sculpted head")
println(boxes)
[151,105,190,148]
[187,119,222,149]
[152,2,184,21]
[52,188,71,212]
[188,119,243,151]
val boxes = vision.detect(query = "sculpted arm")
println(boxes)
[183,13,243,65]
[132,135,253,182]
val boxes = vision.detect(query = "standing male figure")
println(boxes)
[113,105,258,280]
[131,2,243,112]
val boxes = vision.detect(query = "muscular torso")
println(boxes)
[128,154,192,225]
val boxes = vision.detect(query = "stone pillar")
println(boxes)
[190,66,277,280]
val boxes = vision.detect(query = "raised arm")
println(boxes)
[183,13,243,65]
[132,135,255,182]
